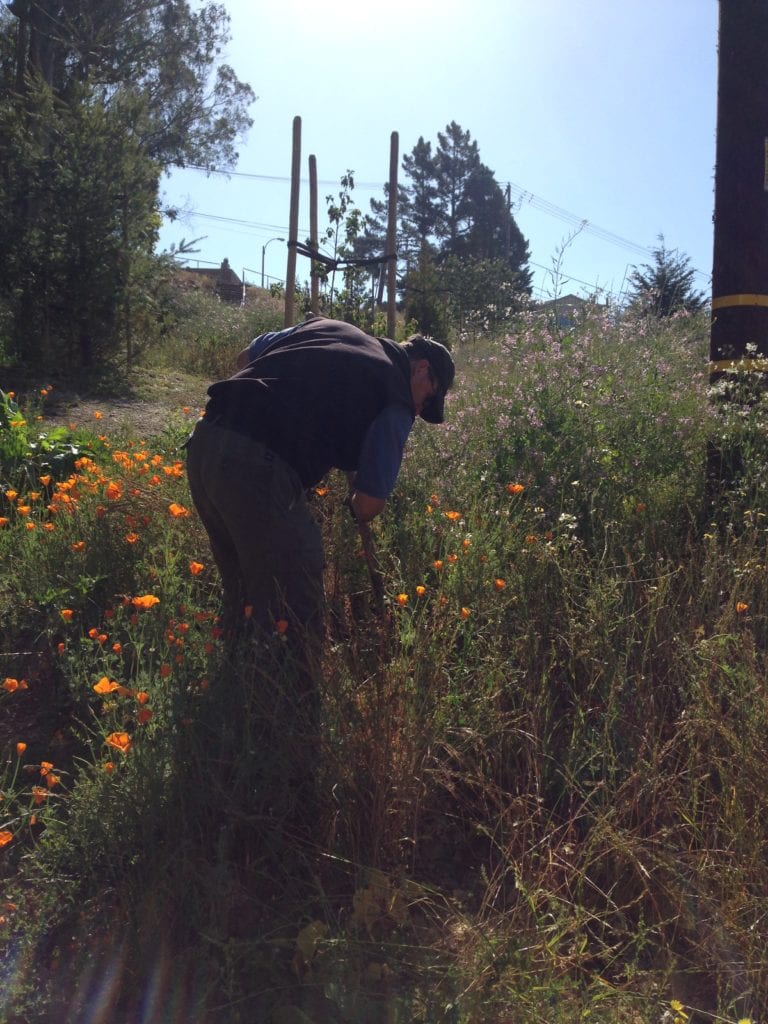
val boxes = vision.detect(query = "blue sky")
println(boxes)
[158,1,719,303]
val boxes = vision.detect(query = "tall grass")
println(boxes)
[1,305,767,1023]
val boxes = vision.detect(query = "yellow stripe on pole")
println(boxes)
[712,293,768,310]
[709,357,768,374]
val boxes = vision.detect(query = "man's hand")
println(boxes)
[349,489,385,523]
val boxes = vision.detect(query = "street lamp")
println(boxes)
[261,236,285,288]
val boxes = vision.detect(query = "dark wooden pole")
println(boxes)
[309,153,319,315]
[710,0,768,376]
[386,131,399,340]
[285,115,301,327]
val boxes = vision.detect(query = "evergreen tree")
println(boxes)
[396,122,532,337]
[627,236,707,317]
[434,120,481,252]
[399,136,440,259]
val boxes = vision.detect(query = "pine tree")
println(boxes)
[627,236,707,317]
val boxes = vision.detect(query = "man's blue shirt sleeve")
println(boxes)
[245,324,299,363]
[353,404,414,500]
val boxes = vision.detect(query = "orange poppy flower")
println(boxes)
[0,831,13,847]
[16,742,27,757]
[131,594,160,609]
[444,510,462,521]
[168,502,190,518]
[105,732,132,754]
[507,483,525,495]
[494,578,506,591]
[189,561,205,575]
[396,593,409,607]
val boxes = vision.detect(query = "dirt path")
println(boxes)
[31,368,209,438]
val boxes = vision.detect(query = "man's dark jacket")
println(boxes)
[205,316,414,487]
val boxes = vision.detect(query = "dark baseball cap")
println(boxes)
[403,335,456,423]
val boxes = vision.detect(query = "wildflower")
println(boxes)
[506,483,525,495]
[0,518,8,528]
[93,677,120,695]
[314,486,328,496]
[525,534,538,545]
[112,642,122,654]
[39,474,51,487]
[494,578,506,590]
[93,411,103,420]
[125,532,140,544]
[56,642,65,655]
[189,560,205,575]
[60,608,74,621]
[433,559,444,571]
[31,786,48,805]
[415,585,426,597]
[136,691,150,705]
[460,607,471,619]
[168,502,190,518]
[0,831,13,848]
[275,619,289,635]
[104,762,115,774]
[159,663,172,678]
[25,522,35,531]
[444,510,462,521]
[736,602,749,614]
[182,406,191,415]
[70,541,85,552]
[88,627,99,640]
[3,678,27,692]
[131,594,160,609]
[16,742,26,757]
[39,761,54,776]
[635,502,646,513]
[137,708,153,725]
[45,773,60,789]
[462,537,471,550]
[243,605,253,619]
[396,593,409,607]
[163,462,184,478]
[105,481,122,501]
[447,554,458,564]
[43,523,55,532]
[105,732,132,754]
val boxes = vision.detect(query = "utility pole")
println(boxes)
[710,0,768,378]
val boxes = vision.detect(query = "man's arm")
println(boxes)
[349,404,414,522]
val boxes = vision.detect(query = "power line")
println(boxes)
[174,165,710,285]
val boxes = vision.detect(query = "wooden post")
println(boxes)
[710,1,768,377]
[309,153,319,315]
[386,131,399,340]
[285,115,301,327]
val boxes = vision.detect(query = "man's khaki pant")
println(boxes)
[185,417,325,640]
